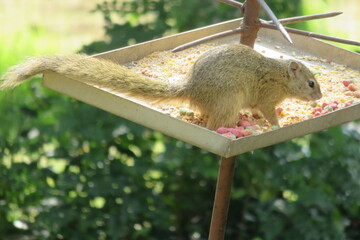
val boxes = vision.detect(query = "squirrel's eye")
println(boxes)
[308,80,315,88]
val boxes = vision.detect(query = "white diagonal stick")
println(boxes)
[257,0,293,43]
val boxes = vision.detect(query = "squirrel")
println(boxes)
[0,43,322,130]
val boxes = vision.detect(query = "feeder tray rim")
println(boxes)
[42,18,360,157]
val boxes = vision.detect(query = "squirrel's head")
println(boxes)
[287,61,322,101]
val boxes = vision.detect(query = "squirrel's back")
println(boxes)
[186,44,264,93]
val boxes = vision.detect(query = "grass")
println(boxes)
[0,0,104,73]
[301,0,360,52]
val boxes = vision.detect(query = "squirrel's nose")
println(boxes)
[314,92,322,100]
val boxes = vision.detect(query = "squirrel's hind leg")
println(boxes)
[206,110,239,130]
[205,102,241,130]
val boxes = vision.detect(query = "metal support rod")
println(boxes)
[209,2,257,239]
[270,11,342,25]
[172,28,245,52]
[218,0,243,8]
[208,156,236,240]
[240,0,261,47]
[261,23,360,47]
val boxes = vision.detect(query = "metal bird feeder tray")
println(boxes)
[43,18,360,157]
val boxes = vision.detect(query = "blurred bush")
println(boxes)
[1,1,359,240]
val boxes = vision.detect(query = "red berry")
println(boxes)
[239,120,253,127]
[314,107,322,112]
[330,102,338,110]
[216,127,229,134]
[342,80,351,87]
[348,83,357,92]
[243,129,253,136]
[354,91,360,98]
[321,110,329,115]
[222,133,236,139]
[276,107,283,115]
[228,128,244,138]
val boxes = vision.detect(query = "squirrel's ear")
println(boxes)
[288,61,301,78]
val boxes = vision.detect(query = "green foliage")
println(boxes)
[229,126,360,240]
[82,0,241,53]
[0,80,219,239]
[1,0,360,240]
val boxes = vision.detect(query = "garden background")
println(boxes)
[1,0,360,239]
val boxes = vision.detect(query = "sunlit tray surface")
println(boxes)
[43,18,360,157]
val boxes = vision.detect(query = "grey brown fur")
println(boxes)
[0,44,322,130]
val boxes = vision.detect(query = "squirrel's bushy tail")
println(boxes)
[0,54,187,102]
[0,56,51,89]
